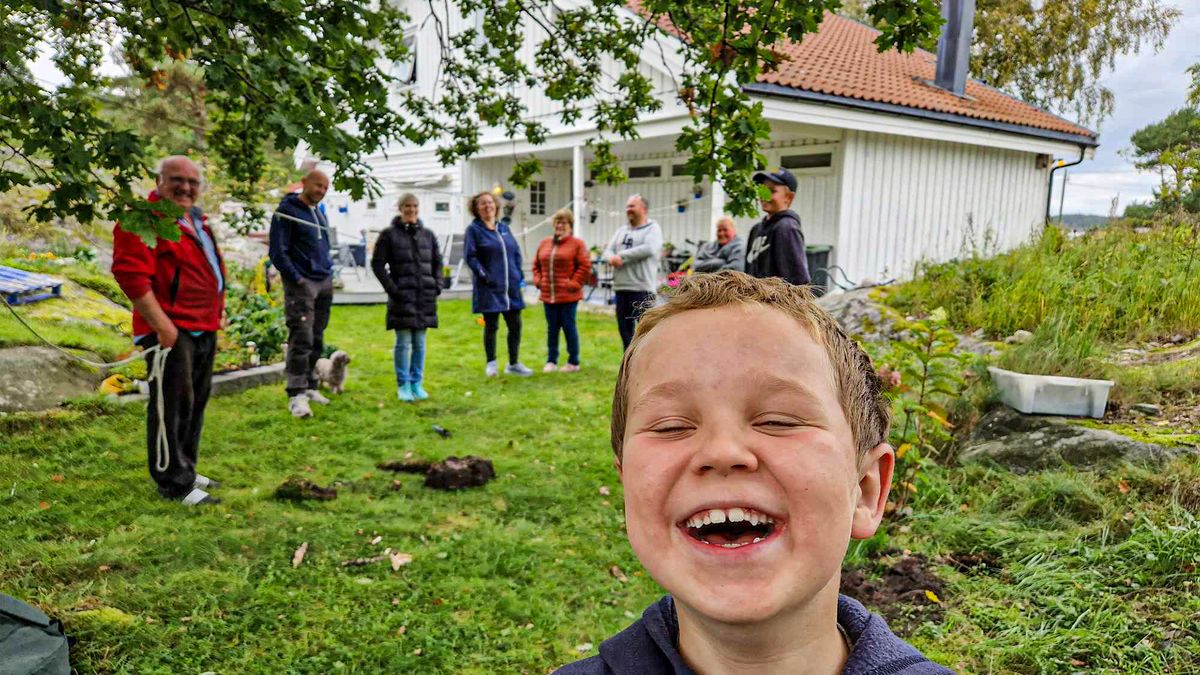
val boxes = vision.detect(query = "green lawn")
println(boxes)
[2,300,1199,673]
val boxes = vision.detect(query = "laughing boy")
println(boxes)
[557,271,952,674]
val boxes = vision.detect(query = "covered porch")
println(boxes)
[463,117,847,291]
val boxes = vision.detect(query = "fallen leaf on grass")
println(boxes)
[97,565,110,573]
[1118,480,1131,494]
[575,643,594,653]
[397,625,407,635]
[371,535,383,545]
[1070,659,1088,667]
[292,542,308,568]
[598,486,610,496]
[924,590,941,604]
[610,565,628,583]
[390,552,413,571]
[38,501,49,510]
[51,474,64,483]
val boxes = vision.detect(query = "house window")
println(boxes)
[780,153,832,170]
[671,163,690,177]
[628,165,662,179]
[529,181,546,215]
[435,201,450,213]
[390,31,418,89]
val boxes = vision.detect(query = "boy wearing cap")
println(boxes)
[745,169,811,286]
[556,271,951,675]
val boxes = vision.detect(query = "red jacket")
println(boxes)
[111,192,227,336]
[531,235,591,304]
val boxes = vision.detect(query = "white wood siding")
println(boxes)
[835,129,1047,284]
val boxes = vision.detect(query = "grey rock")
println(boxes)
[1131,403,1163,417]
[0,346,104,412]
[816,288,898,343]
[1004,329,1034,345]
[960,407,1186,472]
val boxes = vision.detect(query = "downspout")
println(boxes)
[1045,145,1087,224]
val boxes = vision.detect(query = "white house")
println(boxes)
[306,1,1097,290]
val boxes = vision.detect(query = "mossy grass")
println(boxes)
[3,301,1199,672]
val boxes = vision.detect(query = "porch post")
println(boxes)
[572,144,585,241]
[709,177,726,241]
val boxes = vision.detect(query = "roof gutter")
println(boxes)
[1045,145,1088,224]
[743,82,1099,148]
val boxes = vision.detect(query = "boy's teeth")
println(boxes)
[686,507,777,527]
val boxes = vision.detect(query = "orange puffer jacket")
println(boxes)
[531,235,591,304]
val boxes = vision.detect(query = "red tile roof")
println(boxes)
[630,4,1096,141]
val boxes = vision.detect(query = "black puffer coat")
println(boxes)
[371,217,443,330]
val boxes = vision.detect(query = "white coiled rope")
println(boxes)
[4,293,174,472]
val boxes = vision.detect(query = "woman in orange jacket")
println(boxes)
[531,208,592,372]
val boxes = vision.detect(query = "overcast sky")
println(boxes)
[1057,0,1200,215]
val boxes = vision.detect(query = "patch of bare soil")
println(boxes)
[841,554,948,635]
[274,476,338,501]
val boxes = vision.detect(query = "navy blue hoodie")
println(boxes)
[464,217,525,314]
[269,193,333,283]
[745,209,811,286]
[555,595,954,675]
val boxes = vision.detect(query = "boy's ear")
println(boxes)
[851,443,894,540]
[613,457,623,482]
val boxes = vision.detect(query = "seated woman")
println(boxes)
[370,193,442,401]
[532,208,591,372]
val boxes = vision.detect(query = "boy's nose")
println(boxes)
[692,431,759,477]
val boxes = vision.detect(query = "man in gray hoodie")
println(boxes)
[602,194,663,349]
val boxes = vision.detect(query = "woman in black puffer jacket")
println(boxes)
[371,193,443,402]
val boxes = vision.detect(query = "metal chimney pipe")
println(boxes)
[935,0,975,96]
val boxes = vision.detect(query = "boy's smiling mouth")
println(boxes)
[680,507,779,549]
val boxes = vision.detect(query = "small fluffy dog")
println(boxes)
[314,350,351,394]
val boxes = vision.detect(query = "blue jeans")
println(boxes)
[393,329,427,386]
[544,302,580,365]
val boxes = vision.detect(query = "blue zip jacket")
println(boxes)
[555,595,954,675]
[269,193,333,283]
[464,217,525,314]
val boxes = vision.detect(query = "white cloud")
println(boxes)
[1063,0,1200,213]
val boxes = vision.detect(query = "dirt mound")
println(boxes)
[425,456,495,490]
[274,476,338,501]
[840,555,946,636]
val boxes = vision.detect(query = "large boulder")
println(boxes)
[959,406,1187,472]
[816,288,897,342]
[0,346,103,412]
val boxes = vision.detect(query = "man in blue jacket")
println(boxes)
[269,170,335,418]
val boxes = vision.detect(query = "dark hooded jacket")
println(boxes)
[269,192,333,283]
[464,217,525,314]
[745,209,811,286]
[554,595,954,675]
[371,217,442,330]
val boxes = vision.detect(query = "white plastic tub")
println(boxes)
[987,366,1114,419]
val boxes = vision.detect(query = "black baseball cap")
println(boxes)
[752,168,798,192]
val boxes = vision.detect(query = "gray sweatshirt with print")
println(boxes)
[602,220,663,293]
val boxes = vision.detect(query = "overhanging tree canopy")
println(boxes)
[2,0,944,245]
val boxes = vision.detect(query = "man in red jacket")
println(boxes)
[111,156,226,506]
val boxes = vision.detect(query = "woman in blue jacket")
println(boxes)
[464,191,532,377]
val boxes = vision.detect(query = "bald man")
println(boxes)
[111,155,226,505]
[693,217,745,273]
[270,170,335,418]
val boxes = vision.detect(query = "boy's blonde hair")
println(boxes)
[610,271,890,461]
